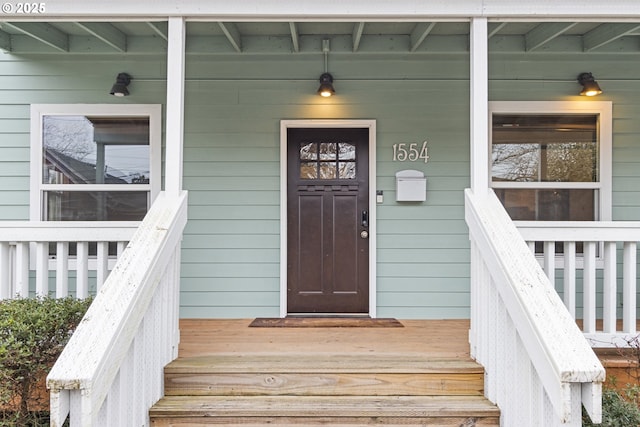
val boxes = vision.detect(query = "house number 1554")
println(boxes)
[392,141,429,163]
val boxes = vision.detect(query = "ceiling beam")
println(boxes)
[410,22,436,52]
[0,29,10,51]
[289,22,299,52]
[488,22,508,38]
[217,22,242,52]
[584,23,640,51]
[2,22,68,52]
[147,22,168,41]
[75,22,126,52]
[525,22,577,51]
[352,22,365,52]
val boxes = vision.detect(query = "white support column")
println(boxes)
[470,17,489,194]
[165,17,186,199]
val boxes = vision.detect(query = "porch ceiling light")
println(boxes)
[110,72,132,97]
[577,72,602,97]
[317,39,335,97]
[318,73,335,97]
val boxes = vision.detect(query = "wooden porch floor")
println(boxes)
[177,319,473,360]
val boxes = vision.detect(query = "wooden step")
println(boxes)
[149,395,500,426]
[163,354,485,397]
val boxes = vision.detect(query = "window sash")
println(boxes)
[30,104,162,222]
[488,101,612,222]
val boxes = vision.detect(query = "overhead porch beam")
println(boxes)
[584,23,640,51]
[217,22,242,52]
[1,22,68,51]
[0,29,9,51]
[352,22,365,52]
[289,22,299,52]
[410,22,437,52]
[147,22,168,41]
[74,22,127,52]
[525,22,578,51]
[1,0,638,19]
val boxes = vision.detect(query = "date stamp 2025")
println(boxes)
[1,2,46,13]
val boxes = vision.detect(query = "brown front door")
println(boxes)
[287,127,369,314]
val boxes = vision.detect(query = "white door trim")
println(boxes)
[280,119,377,318]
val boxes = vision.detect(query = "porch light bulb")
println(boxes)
[577,72,602,97]
[317,72,335,97]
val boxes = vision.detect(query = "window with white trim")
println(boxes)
[490,101,612,223]
[30,104,162,221]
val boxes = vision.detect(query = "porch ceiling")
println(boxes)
[0,20,639,55]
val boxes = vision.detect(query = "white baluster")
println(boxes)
[15,242,29,298]
[583,242,597,334]
[544,241,555,287]
[56,242,69,298]
[35,242,49,297]
[77,241,89,298]
[602,242,617,333]
[96,241,109,291]
[0,242,10,299]
[563,242,576,318]
[623,242,637,334]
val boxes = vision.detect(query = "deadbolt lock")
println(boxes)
[360,230,369,239]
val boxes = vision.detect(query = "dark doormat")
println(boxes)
[249,317,403,328]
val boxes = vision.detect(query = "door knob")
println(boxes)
[360,230,369,239]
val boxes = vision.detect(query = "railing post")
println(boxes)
[165,17,186,199]
[470,17,489,195]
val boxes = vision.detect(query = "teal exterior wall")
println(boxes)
[1,47,639,319]
[180,54,471,318]
[0,54,167,222]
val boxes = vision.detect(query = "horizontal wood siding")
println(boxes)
[180,53,470,318]
[1,48,639,319]
[0,54,167,222]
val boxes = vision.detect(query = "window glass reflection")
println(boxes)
[42,116,150,185]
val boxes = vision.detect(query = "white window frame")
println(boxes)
[489,101,613,223]
[30,104,162,222]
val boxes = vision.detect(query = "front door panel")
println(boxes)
[287,128,369,314]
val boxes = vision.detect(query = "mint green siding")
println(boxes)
[1,47,640,319]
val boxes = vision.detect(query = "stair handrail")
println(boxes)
[465,188,604,425]
[47,191,188,427]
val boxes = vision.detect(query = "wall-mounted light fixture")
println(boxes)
[577,72,602,97]
[317,39,335,97]
[110,72,132,97]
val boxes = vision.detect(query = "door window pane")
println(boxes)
[299,142,356,180]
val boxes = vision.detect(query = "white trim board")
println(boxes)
[279,119,377,318]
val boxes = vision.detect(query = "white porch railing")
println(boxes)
[518,222,640,348]
[0,222,137,299]
[47,191,188,427]
[466,189,604,426]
